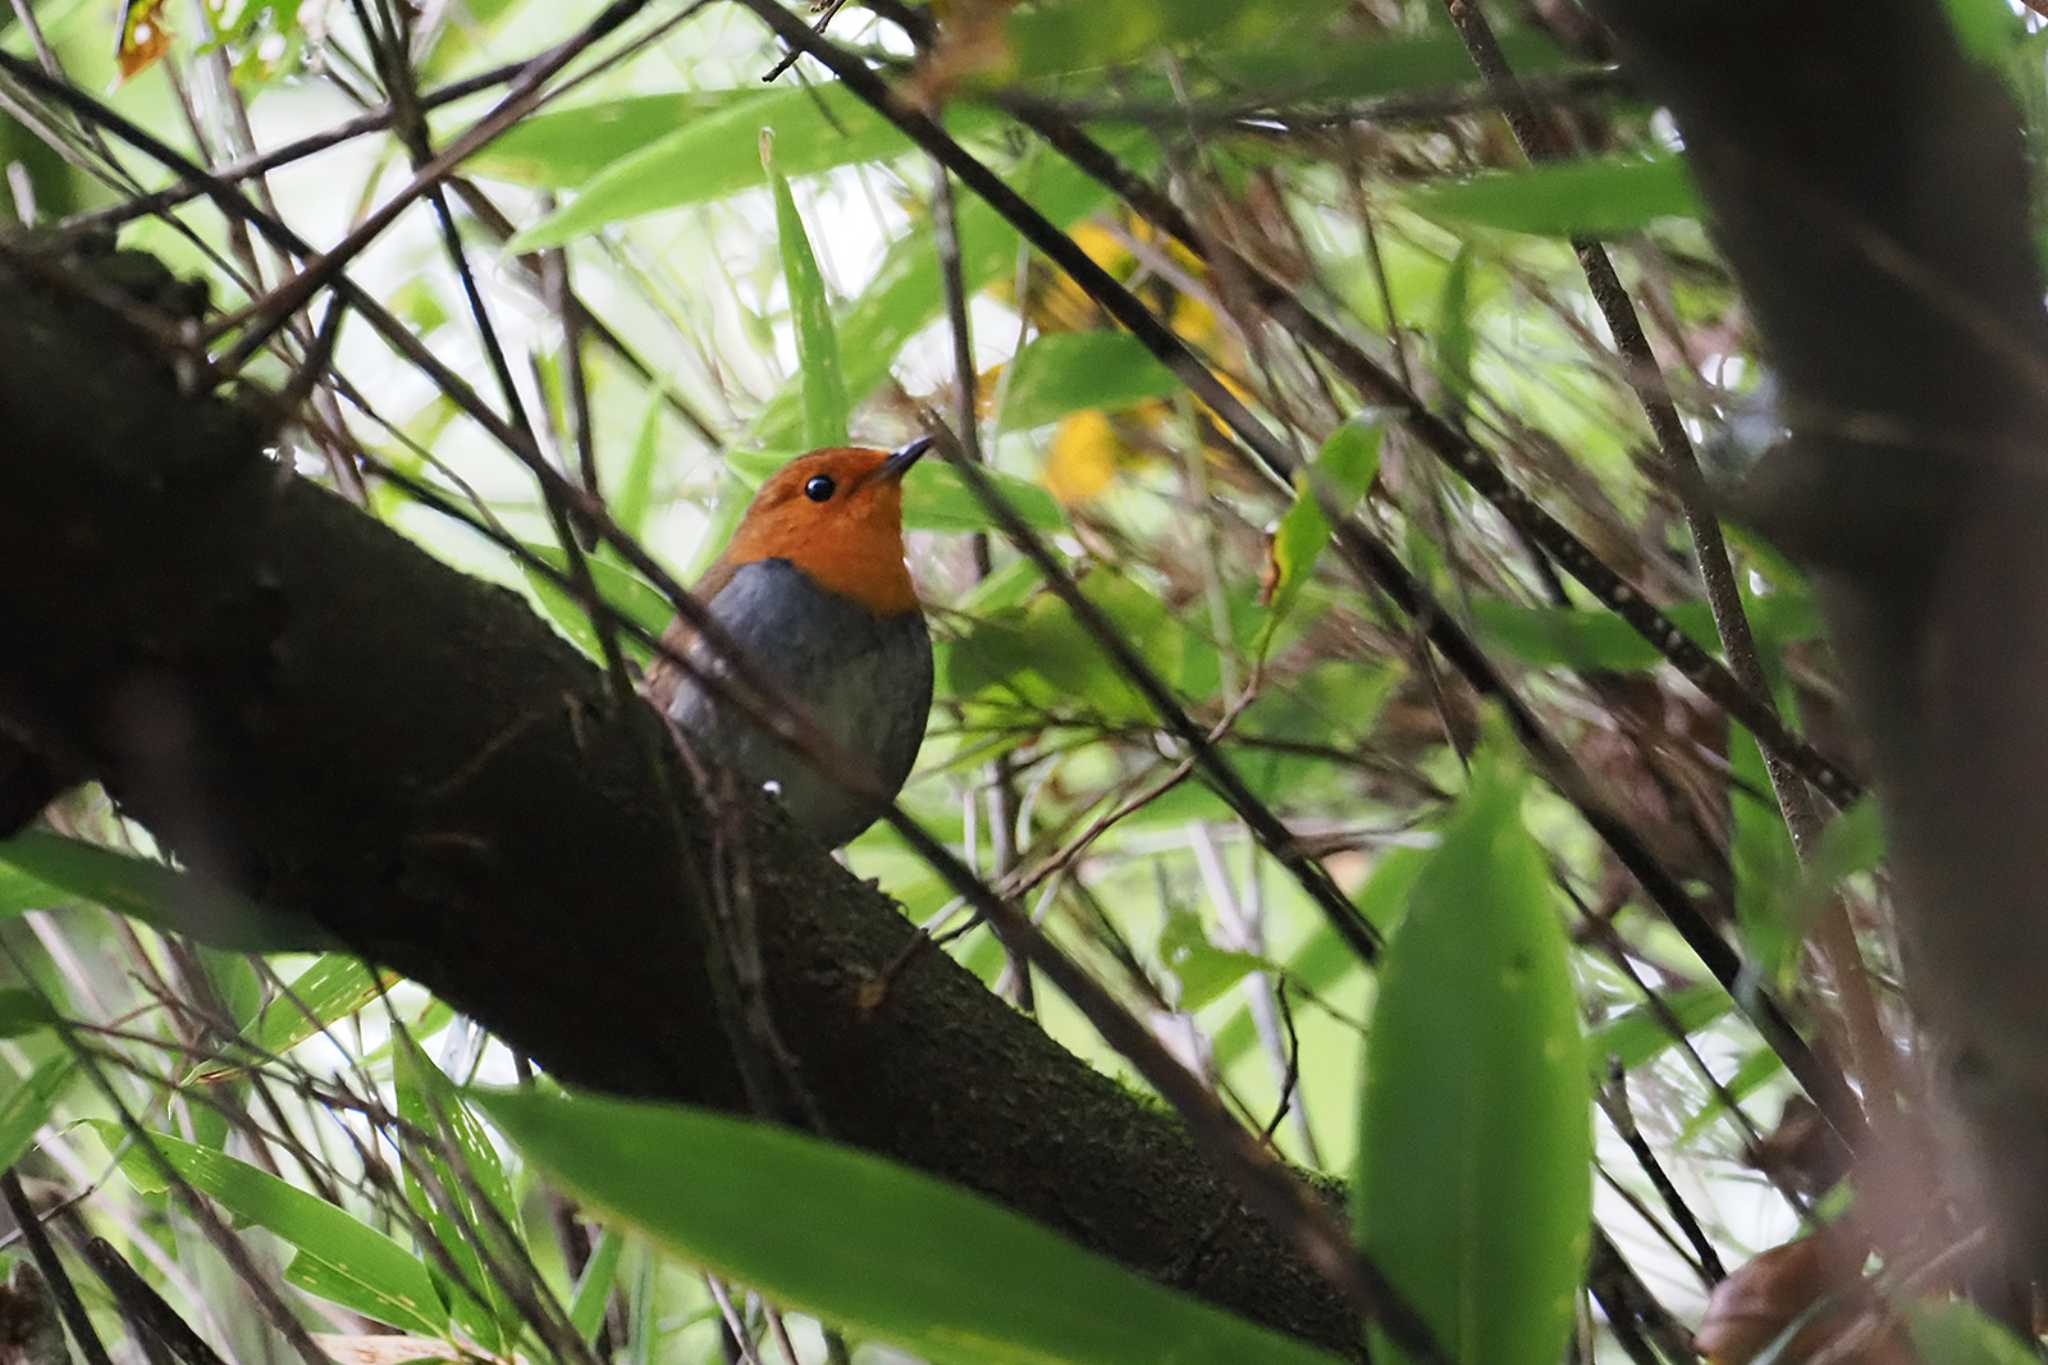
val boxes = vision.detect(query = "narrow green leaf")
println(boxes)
[1261,420,1384,645]
[464,91,757,188]
[94,1124,447,1336]
[570,1226,625,1343]
[0,830,333,953]
[194,956,397,1084]
[395,1033,520,1348]
[1353,751,1591,1365]
[997,331,1181,431]
[766,135,849,449]
[1410,155,1700,237]
[0,1057,77,1172]
[753,139,1148,448]
[476,1087,1347,1365]
[509,84,1005,247]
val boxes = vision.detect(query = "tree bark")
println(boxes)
[0,249,1355,1354]
[1583,0,2048,1274]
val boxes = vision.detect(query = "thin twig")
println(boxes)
[0,1169,115,1365]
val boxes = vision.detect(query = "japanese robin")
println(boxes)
[645,437,935,847]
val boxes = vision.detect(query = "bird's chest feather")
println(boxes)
[664,558,932,845]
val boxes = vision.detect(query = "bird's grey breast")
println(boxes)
[663,557,932,846]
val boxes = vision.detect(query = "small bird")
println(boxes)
[646,437,935,847]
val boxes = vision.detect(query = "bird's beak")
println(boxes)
[879,435,934,482]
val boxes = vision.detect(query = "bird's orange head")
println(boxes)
[713,437,931,617]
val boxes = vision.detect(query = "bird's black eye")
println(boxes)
[803,474,836,502]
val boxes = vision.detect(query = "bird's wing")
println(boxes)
[642,557,738,711]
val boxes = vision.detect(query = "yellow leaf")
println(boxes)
[1045,411,1121,505]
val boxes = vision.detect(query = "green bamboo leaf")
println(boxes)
[1410,155,1700,237]
[395,1033,520,1349]
[766,133,849,449]
[464,91,756,188]
[192,956,398,1084]
[1353,750,1591,1365]
[0,830,333,953]
[0,1057,77,1172]
[996,331,1181,431]
[508,85,1005,247]
[93,1124,448,1336]
[476,1087,1347,1365]
[753,139,1149,448]
[1260,419,1384,647]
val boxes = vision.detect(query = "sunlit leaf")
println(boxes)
[1353,750,1590,1365]
[476,1086,1347,1365]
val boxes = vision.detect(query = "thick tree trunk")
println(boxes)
[1585,0,2048,1274]
[0,251,1355,1355]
